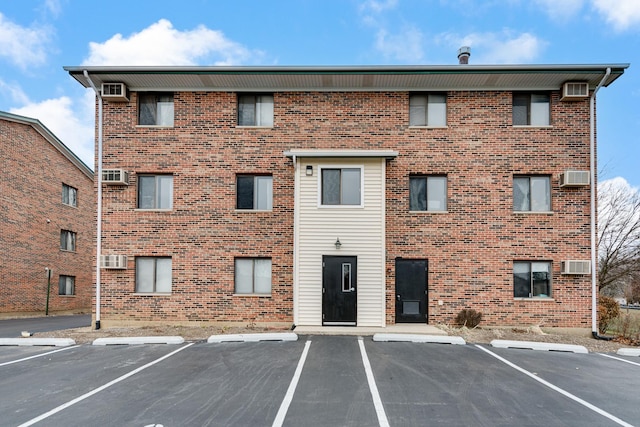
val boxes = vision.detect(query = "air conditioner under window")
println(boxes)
[102,169,129,185]
[561,82,589,101]
[101,83,129,102]
[100,255,128,269]
[561,260,591,275]
[560,170,590,187]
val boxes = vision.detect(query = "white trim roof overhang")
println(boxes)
[0,111,94,178]
[284,149,398,159]
[64,64,628,93]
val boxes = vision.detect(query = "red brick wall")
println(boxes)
[98,90,593,327]
[0,119,94,314]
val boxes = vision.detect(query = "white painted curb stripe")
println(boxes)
[490,339,588,353]
[92,336,184,345]
[599,353,640,367]
[358,338,390,427]
[0,346,79,367]
[272,340,312,427]
[208,333,298,343]
[17,343,194,427]
[0,338,76,347]
[373,334,466,345]
[476,345,634,427]
[617,348,640,357]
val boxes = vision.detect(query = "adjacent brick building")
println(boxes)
[66,62,627,329]
[0,111,94,315]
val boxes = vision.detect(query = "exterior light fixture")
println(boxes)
[335,238,342,249]
[306,165,313,176]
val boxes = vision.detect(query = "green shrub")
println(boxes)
[598,295,621,334]
[455,309,482,328]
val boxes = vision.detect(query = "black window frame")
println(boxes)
[60,229,76,252]
[62,183,77,207]
[409,175,448,211]
[514,261,552,298]
[512,92,550,126]
[138,92,174,126]
[137,174,174,210]
[236,174,273,210]
[237,94,274,126]
[58,275,75,296]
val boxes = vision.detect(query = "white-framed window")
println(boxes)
[60,230,76,251]
[320,167,362,206]
[138,175,173,209]
[409,175,447,211]
[136,257,172,293]
[139,93,174,126]
[512,93,550,126]
[235,258,272,294]
[514,261,552,298]
[58,275,75,296]
[409,93,447,127]
[238,94,274,126]
[62,184,77,207]
[237,175,273,210]
[514,176,551,212]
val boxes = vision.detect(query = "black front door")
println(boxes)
[396,258,427,323]
[322,256,357,326]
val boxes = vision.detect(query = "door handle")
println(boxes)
[396,294,401,301]
[350,287,355,292]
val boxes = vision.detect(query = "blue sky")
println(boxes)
[1,0,639,188]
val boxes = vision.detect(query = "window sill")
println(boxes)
[133,293,172,296]
[236,125,273,129]
[408,125,448,129]
[60,249,77,253]
[233,293,272,297]
[58,295,76,297]
[135,125,174,129]
[318,204,365,209]
[410,210,448,213]
[514,297,554,301]
[512,125,553,129]
[513,211,554,215]
[135,209,173,212]
[62,203,78,209]
[235,209,273,213]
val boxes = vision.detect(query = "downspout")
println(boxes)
[84,70,103,330]
[590,67,611,339]
[291,154,299,330]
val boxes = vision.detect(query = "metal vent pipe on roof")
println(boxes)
[458,46,471,64]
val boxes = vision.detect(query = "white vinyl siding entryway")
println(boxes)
[292,155,388,326]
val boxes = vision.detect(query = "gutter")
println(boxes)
[590,67,612,340]
[84,70,103,330]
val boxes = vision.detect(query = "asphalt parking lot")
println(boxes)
[1,335,639,427]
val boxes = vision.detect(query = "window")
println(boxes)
[514,176,551,212]
[136,257,172,293]
[513,93,550,126]
[409,93,446,126]
[237,175,273,210]
[62,184,77,207]
[514,261,551,298]
[238,94,274,126]
[321,168,361,206]
[138,175,173,209]
[139,93,174,126]
[410,176,447,211]
[235,258,272,294]
[59,275,75,296]
[60,230,76,251]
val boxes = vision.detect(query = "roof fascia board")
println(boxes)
[284,149,399,159]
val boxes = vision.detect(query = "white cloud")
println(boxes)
[592,0,640,31]
[441,30,547,64]
[10,93,95,169]
[360,0,398,14]
[83,19,260,66]
[0,12,53,68]
[375,26,425,62]
[0,79,31,105]
[43,0,63,17]
[533,0,585,20]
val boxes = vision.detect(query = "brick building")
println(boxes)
[0,111,94,315]
[66,62,627,330]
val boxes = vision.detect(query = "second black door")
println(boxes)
[396,258,427,323]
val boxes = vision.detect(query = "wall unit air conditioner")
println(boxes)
[561,82,589,101]
[100,255,128,269]
[559,170,590,187]
[561,260,591,275]
[101,83,129,102]
[102,169,129,185]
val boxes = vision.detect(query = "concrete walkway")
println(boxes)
[293,323,446,336]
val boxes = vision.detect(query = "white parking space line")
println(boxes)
[598,353,640,367]
[358,338,390,427]
[17,343,194,427]
[476,345,634,427]
[0,346,79,367]
[272,340,312,427]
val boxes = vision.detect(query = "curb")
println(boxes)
[0,338,76,347]
[92,336,185,346]
[617,348,640,357]
[490,339,588,353]
[372,334,466,345]
[207,333,298,343]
